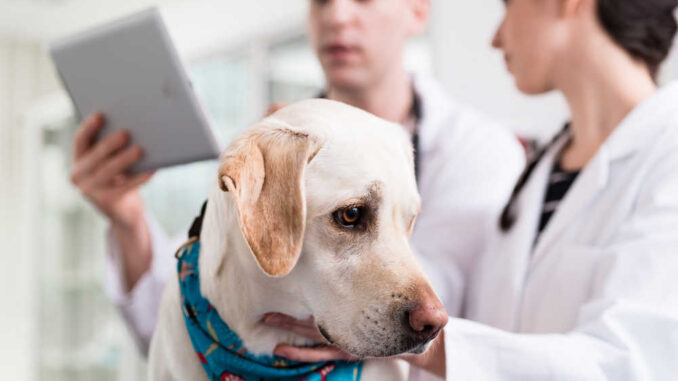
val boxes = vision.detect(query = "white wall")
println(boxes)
[0,0,309,63]
[0,38,61,381]
[162,0,308,62]
[430,0,568,141]
[430,0,678,141]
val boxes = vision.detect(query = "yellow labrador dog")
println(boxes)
[148,99,447,380]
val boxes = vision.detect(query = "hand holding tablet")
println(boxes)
[50,7,221,174]
[69,112,154,226]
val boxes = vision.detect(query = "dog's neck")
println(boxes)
[196,185,317,355]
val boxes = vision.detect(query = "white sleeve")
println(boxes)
[416,156,678,381]
[104,211,186,354]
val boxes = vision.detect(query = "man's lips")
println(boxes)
[322,44,359,61]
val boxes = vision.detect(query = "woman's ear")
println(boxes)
[492,18,506,50]
[560,0,587,18]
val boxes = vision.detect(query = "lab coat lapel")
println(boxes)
[412,73,457,155]
[529,82,678,268]
[529,148,610,268]
[479,141,557,329]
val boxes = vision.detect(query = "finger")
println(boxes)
[79,142,140,189]
[274,345,354,362]
[91,170,154,199]
[71,130,129,183]
[111,173,127,187]
[89,146,143,188]
[264,313,314,327]
[114,171,155,193]
[263,314,324,341]
[280,323,325,342]
[73,113,105,160]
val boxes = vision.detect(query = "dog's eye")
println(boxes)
[334,206,364,227]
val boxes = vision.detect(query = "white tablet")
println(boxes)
[49,7,221,173]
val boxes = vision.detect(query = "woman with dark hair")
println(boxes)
[267,0,678,379]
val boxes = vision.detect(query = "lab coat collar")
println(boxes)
[411,72,458,154]
[530,81,678,267]
[529,140,608,268]
[604,80,678,162]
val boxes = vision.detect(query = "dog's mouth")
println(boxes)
[317,324,335,345]
[406,342,429,355]
[318,324,437,358]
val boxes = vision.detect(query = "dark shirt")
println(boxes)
[537,160,580,234]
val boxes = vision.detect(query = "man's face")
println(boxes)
[308,0,423,90]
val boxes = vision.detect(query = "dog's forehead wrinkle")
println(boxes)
[305,146,416,216]
[303,138,413,210]
[303,182,381,222]
[337,180,383,207]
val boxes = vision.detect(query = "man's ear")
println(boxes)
[218,126,321,277]
[407,0,431,36]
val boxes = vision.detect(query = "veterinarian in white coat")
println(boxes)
[438,81,678,380]
[69,0,524,353]
[268,0,678,379]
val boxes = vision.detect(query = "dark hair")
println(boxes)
[597,0,678,77]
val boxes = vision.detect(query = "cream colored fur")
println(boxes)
[148,99,445,380]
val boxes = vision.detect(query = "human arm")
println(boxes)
[70,113,173,352]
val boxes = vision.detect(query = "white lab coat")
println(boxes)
[412,82,678,381]
[104,73,526,354]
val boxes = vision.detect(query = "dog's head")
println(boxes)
[218,99,447,357]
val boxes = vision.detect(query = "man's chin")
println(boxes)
[323,68,370,91]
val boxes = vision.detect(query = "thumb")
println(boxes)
[265,102,288,117]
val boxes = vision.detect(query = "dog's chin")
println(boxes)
[320,321,439,358]
[317,324,335,345]
[336,336,435,359]
[406,340,432,355]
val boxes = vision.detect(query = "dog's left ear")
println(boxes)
[219,126,321,277]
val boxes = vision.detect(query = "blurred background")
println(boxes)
[0,0,677,380]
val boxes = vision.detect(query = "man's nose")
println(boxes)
[324,0,356,27]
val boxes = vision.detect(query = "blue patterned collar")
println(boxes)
[177,241,363,381]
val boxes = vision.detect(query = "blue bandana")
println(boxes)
[177,241,364,381]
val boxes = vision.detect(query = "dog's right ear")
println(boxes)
[218,126,321,277]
